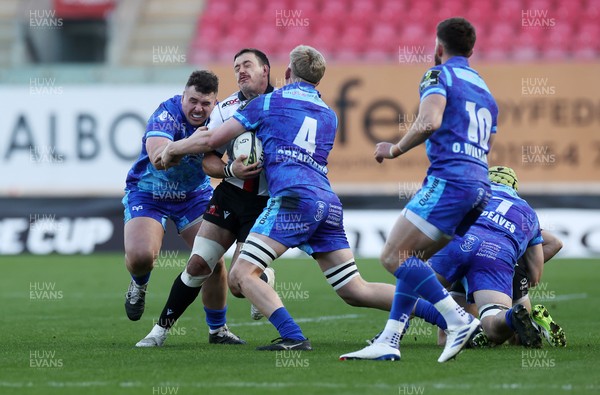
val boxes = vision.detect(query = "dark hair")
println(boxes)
[233,48,271,68]
[185,70,219,94]
[436,17,476,57]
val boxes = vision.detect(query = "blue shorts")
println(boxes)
[404,175,491,239]
[250,189,350,255]
[430,233,514,302]
[123,188,213,233]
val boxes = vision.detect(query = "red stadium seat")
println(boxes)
[320,0,348,21]
[436,0,467,21]
[338,24,369,53]
[203,0,232,19]
[369,24,400,54]
[377,0,405,24]
[193,0,598,63]
[307,25,339,54]
[496,0,523,22]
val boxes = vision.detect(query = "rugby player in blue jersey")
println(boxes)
[438,168,566,348]
[428,166,545,348]
[135,49,276,347]
[162,45,397,351]
[123,70,242,343]
[368,168,565,350]
[341,17,497,362]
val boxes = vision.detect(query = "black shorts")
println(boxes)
[512,258,529,300]
[449,281,466,295]
[202,181,269,242]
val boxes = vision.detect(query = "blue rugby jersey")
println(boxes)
[125,95,211,194]
[233,82,337,196]
[461,183,543,266]
[419,56,498,182]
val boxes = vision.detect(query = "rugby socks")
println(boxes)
[268,307,305,341]
[157,273,201,329]
[414,298,447,330]
[131,272,150,286]
[376,279,416,348]
[394,257,469,329]
[205,307,228,333]
[504,307,516,331]
[394,257,447,303]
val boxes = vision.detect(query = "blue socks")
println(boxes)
[394,256,449,304]
[131,272,150,286]
[269,307,305,340]
[390,279,419,322]
[414,298,447,330]
[204,306,227,331]
[505,308,516,331]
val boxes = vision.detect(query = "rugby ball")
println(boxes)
[232,131,263,165]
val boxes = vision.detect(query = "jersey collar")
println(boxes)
[444,56,470,67]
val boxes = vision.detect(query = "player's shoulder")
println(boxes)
[492,184,534,211]
[152,95,182,123]
[419,66,444,91]
[218,91,242,110]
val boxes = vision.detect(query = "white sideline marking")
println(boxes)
[534,293,588,302]
[2,381,598,391]
[227,313,361,327]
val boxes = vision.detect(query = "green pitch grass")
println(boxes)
[1,255,598,395]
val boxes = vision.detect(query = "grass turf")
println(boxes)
[1,254,598,395]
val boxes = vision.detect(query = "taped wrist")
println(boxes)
[223,163,236,178]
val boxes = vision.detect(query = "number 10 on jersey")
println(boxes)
[465,101,492,150]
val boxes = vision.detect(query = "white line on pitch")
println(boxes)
[227,313,362,327]
[533,293,588,302]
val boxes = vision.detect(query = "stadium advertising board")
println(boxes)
[0,202,599,258]
[1,63,598,196]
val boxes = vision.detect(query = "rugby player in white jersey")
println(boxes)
[136,49,276,347]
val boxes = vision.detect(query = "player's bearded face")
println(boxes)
[181,87,217,127]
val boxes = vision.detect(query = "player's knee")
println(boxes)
[187,236,225,275]
[228,266,246,298]
[379,250,398,273]
[481,321,509,344]
[479,303,511,344]
[126,249,155,271]
[230,235,277,298]
[186,254,213,277]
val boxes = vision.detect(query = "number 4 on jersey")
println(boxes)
[293,116,317,154]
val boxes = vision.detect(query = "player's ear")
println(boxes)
[436,42,444,58]
[285,67,291,81]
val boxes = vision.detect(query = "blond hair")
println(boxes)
[289,45,326,84]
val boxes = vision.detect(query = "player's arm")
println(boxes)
[162,118,246,168]
[146,136,173,170]
[202,151,261,180]
[374,94,446,163]
[541,230,563,262]
[522,243,544,288]
[202,151,228,177]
